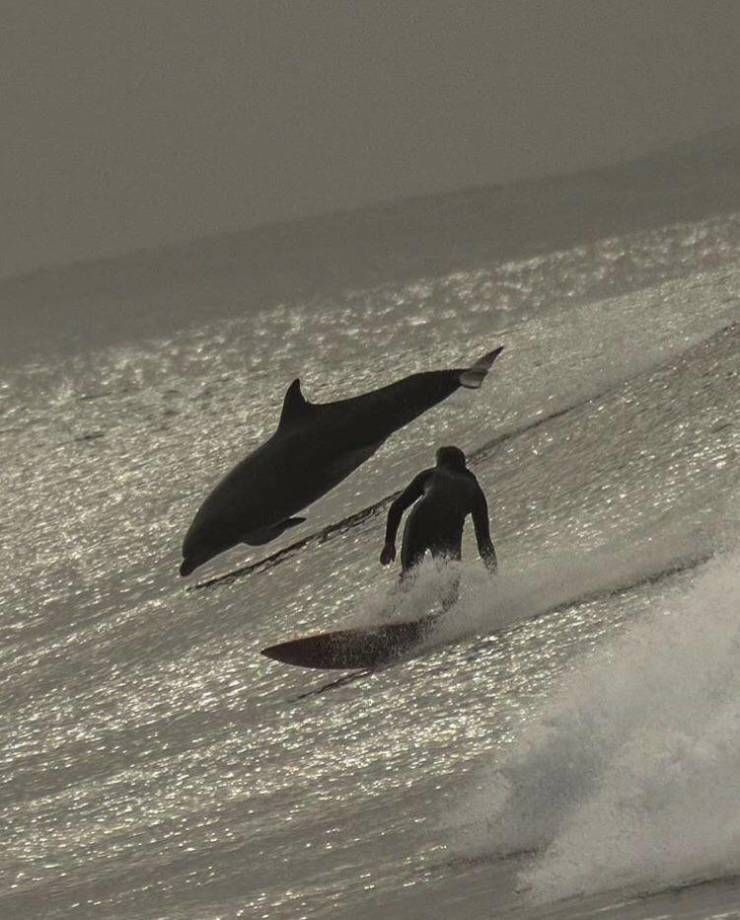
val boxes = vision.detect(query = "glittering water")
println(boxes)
[1,213,740,919]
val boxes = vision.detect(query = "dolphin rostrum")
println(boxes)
[179,346,504,576]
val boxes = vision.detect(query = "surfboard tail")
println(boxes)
[459,345,505,389]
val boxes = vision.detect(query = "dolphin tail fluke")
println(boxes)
[459,345,504,389]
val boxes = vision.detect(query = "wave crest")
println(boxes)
[449,545,740,902]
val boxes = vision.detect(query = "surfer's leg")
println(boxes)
[440,569,461,612]
[400,520,429,574]
[397,539,430,601]
[429,543,461,612]
[399,548,426,588]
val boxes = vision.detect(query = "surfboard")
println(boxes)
[261,614,439,670]
[262,549,712,675]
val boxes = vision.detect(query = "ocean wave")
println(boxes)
[448,535,740,902]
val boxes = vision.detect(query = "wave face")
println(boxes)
[1,201,739,919]
[450,541,740,902]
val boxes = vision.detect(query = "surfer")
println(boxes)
[380,446,497,578]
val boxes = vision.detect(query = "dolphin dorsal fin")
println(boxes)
[279,378,313,428]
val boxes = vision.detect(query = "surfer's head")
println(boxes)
[436,445,466,471]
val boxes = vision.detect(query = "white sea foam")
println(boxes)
[449,541,740,902]
[351,499,717,640]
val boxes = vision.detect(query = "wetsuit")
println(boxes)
[381,447,497,575]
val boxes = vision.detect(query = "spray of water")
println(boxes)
[351,504,715,642]
[448,542,740,902]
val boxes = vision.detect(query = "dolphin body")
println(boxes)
[180,346,503,576]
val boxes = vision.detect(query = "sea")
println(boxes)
[1,166,740,918]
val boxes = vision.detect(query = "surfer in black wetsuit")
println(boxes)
[380,446,497,580]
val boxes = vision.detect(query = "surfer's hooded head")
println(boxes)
[436,445,466,471]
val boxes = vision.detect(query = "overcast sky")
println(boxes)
[3,0,740,279]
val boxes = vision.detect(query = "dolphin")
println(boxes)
[179,345,504,576]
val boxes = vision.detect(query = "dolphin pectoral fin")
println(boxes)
[459,345,504,389]
[243,516,307,546]
[283,516,306,528]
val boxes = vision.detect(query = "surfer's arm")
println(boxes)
[471,487,497,573]
[381,470,430,563]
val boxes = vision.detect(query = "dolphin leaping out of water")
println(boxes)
[179,345,504,576]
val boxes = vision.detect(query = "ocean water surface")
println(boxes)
[1,208,740,919]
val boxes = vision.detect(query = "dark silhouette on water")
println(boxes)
[380,445,497,575]
[180,347,503,576]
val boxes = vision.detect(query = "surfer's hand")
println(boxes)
[380,542,396,565]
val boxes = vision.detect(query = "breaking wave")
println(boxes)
[448,538,740,902]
